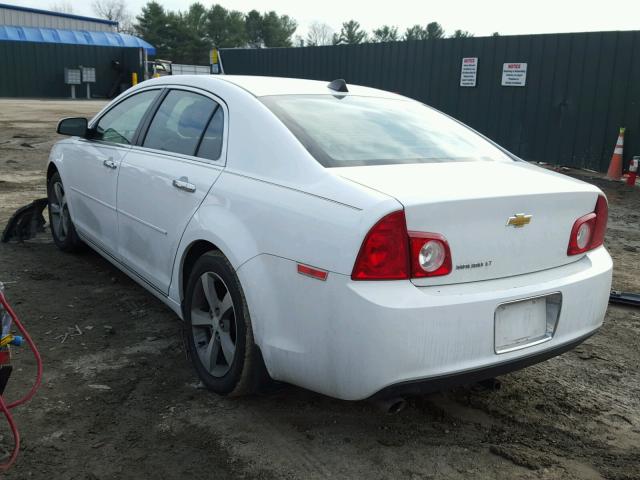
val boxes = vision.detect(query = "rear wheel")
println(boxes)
[47,172,82,252]
[183,251,267,395]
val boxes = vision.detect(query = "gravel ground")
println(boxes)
[0,99,638,480]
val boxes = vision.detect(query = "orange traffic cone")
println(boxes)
[606,127,625,180]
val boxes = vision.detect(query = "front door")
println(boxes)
[63,89,160,256]
[116,88,227,294]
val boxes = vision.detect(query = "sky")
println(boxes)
[5,0,640,38]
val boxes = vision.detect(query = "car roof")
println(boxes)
[146,75,406,100]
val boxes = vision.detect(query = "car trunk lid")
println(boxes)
[334,161,601,286]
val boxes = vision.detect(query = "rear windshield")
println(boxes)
[261,95,514,167]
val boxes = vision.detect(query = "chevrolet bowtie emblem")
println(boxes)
[506,213,532,228]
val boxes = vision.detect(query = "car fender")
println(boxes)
[168,195,260,311]
[168,170,402,319]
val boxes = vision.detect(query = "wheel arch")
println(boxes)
[179,239,221,306]
[46,162,59,182]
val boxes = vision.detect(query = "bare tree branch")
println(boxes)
[92,0,133,33]
[49,2,74,14]
[306,21,333,46]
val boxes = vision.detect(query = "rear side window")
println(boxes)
[196,107,224,160]
[261,95,514,167]
[95,90,158,145]
[144,90,217,157]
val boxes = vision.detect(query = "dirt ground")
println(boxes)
[0,99,638,480]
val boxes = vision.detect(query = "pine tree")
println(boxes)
[333,20,368,45]
[404,25,427,41]
[205,5,247,48]
[135,1,171,58]
[425,22,445,39]
[261,11,297,47]
[451,29,474,38]
[372,25,399,43]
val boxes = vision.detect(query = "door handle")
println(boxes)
[103,159,117,169]
[172,177,196,193]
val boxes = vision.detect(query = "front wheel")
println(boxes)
[183,251,268,396]
[47,171,82,252]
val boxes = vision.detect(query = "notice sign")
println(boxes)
[460,57,478,87]
[502,63,527,86]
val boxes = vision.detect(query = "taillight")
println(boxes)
[351,211,410,280]
[351,210,452,280]
[567,194,608,255]
[409,233,452,277]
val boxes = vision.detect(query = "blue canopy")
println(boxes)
[0,25,156,55]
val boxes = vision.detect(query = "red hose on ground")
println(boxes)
[0,395,19,471]
[0,290,43,471]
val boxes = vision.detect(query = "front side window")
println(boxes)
[95,90,158,145]
[143,90,217,157]
[261,95,514,167]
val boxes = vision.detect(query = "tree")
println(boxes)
[243,10,297,48]
[92,0,133,33]
[135,1,206,62]
[306,21,333,46]
[492,32,500,36]
[403,22,444,41]
[451,29,474,38]
[404,24,427,41]
[164,11,195,62]
[245,10,263,47]
[184,2,208,33]
[135,2,171,58]
[134,2,298,58]
[333,20,368,45]
[425,22,445,39]
[205,4,247,48]
[372,25,399,43]
[261,11,297,47]
[49,2,74,13]
[175,3,211,63]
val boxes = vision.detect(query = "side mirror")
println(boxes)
[57,117,88,137]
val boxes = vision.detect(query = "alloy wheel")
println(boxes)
[49,180,70,242]
[190,272,237,377]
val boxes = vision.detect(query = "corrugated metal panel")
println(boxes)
[0,4,116,32]
[0,41,143,98]
[221,32,640,172]
[171,64,210,75]
[0,25,155,54]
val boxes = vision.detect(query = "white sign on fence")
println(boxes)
[460,57,478,87]
[502,63,527,86]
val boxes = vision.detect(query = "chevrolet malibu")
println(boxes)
[47,75,612,401]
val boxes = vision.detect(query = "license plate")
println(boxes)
[494,293,561,354]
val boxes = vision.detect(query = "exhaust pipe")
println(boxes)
[373,396,407,414]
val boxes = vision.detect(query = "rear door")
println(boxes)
[63,88,160,257]
[116,87,227,294]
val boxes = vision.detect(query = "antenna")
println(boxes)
[327,79,348,93]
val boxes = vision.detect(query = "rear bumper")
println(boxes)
[238,247,612,401]
[368,331,593,400]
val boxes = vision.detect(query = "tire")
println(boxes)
[183,251,268,396]
[47,171,83,252]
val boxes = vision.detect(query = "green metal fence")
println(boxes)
[0,41,143,99]
[222,31,640,172]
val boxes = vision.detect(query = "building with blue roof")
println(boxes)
[0,3,118,31]
[0,25,155,54]
[0,3,155,98]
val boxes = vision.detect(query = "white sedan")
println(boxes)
[48,75,612,401]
